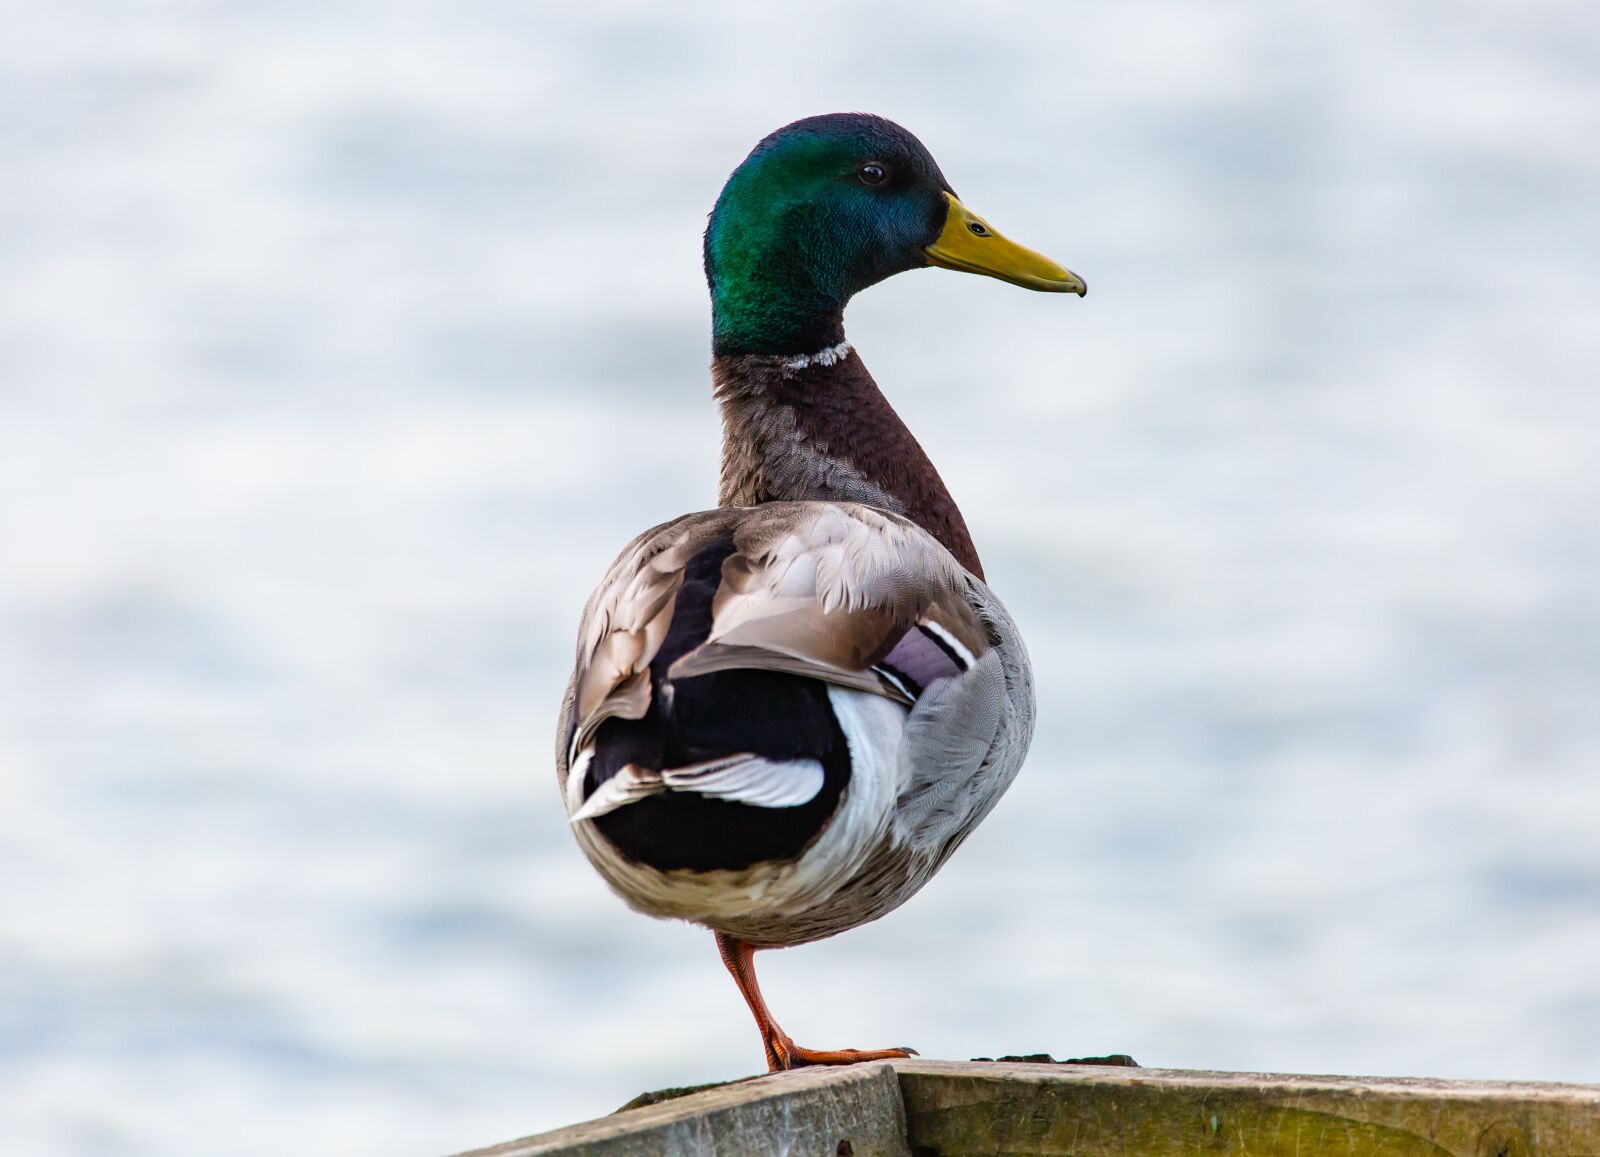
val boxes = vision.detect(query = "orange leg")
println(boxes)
[714,932,917,1072]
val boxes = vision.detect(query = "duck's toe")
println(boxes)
[769,1038,918,1071]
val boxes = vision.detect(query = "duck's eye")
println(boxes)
[858,162,889,186]
[968,221,990,237]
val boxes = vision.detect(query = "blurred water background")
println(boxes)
[3,2,1599,1154]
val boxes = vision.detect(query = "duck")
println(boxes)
[556,112,1084,1073]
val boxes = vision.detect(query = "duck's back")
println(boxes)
[558,500,1034,947]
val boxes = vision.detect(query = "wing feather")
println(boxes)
[567,513,721,758]
[563,501,994,776]
[672,503,988,692]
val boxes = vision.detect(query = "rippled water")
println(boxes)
[3,3,1599,1154]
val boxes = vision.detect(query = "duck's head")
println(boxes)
[705,112,1084,357]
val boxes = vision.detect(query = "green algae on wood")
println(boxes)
[894,1061,1600,1157]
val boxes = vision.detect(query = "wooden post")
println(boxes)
[450,1060,1600,1157]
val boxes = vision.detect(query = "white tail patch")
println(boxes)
[569,753,825,823]
[663,756,824,808]
[565,745,596,814]
[569,762,663,822]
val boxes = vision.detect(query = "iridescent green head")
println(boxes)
[704,113,1085,357]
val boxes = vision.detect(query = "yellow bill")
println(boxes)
[924,192,1086,295]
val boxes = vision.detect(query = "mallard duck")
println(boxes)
[556,113,1084,1072]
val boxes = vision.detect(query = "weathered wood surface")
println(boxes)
[451,1060,1600,1157]
[452,1062,907,1157]
[898,1060,1600,1156]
